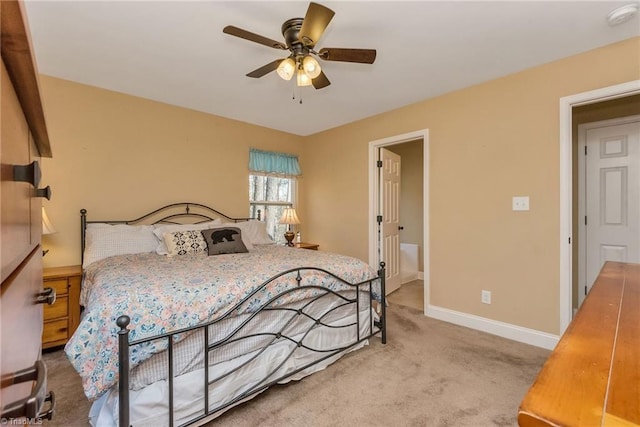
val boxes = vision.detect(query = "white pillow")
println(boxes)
[244,220,274,245]
[83,223,159,268]
[153,220,222,255]
[220,221,272,246]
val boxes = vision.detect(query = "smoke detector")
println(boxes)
[607,3,639,26]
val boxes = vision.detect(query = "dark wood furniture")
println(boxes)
[518,261,640,427]
[42,266,82,349]
[1,0,55,421]
[294,242,319,250]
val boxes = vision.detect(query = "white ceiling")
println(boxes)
[24,1,640,136]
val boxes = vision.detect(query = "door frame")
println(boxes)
[577,115,640,307]
[368,129,429,313]
[559,80,640,333]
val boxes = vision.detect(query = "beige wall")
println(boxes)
[302,37,639,335]
[39,76,304,267]
[40,37,639,337]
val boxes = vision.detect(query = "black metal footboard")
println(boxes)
[116,263,386,427]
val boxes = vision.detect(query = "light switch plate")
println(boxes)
[512,196,530,211]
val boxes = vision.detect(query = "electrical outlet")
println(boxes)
[481,290,491,304]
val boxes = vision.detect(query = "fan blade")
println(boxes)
[318,48,377,64]
[246,59,282,78]
[223,25,287,50]
[312,71,331,89]
[299,2,335,47]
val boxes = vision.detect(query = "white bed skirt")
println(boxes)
[90,307,375,427]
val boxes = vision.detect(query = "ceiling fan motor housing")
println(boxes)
[282,18,309,58]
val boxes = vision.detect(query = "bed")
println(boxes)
[65,203,386,427]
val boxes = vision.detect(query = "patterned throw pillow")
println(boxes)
[153,219,222,255]
[163,230,208,256]
[201,227,248,256]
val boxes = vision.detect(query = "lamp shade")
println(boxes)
[296,70,312,87]
[302,55,321,79]
[279,208,300,225]
[42,207,57,235]
[276,58,296,81]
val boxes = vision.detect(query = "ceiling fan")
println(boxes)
[222,2,376,90]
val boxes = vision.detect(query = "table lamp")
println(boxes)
[279,208,300,247]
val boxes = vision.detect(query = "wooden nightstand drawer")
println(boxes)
[44,295,68,321]
[43,319,69,344]
[44,278,69,296]
[42,265,82,349]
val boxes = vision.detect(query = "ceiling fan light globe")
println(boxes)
[276,58,296,81]
[302,55,321,79]
[296,70,312,87]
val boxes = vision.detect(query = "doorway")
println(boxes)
[368,129,429,313]
[559,81,640,333]
[577,115,640,307]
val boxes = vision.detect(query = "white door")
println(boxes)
[379,147,401,295]
[579,116,640,306]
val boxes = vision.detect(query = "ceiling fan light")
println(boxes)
[276,58,295,81]
[302,55,321,79]
[296,70,312,87]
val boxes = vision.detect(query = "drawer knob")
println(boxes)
[12,161,41,187]
[36,287,56,305]
[35,185,52,200]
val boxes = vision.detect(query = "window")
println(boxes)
[249,174,295,243]
[248,148,301,243]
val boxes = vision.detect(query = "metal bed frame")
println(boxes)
[79,203,386,427]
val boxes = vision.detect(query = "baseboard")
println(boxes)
[400,272,418,284]
[425,304,559,350]
[399,271,424,284]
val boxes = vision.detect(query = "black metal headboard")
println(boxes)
[80,202,261,264]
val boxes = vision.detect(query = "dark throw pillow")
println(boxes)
[201,227,249,256]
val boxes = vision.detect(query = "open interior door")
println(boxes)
[379,147,401,295]
[580,117,640,306]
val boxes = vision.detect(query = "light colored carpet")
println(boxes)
[387,280,424,312]
[43,304,549,426]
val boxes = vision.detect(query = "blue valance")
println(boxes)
[249,148,301,177]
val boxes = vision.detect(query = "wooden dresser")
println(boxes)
[518,261,640,427]
[1,0,55,421]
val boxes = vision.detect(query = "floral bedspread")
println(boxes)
[65,246,379,400]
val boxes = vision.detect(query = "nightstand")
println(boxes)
[42,265,82,349]
[294,242,319,250]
